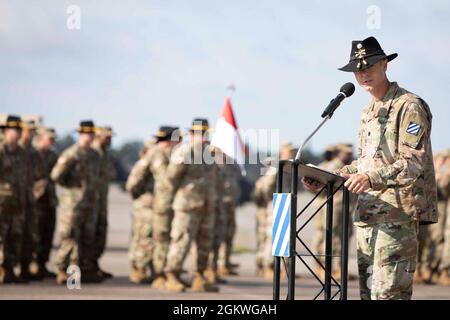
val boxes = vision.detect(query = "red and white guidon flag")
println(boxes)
[211,97,247,173]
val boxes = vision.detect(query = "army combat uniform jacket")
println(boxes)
[337,82,437,226]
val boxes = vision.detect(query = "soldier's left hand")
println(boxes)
[343,173,370,194]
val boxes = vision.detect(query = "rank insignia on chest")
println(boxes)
[406,122,421,136]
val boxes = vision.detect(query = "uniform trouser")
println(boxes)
[165,209,214,274]
[313,204,354,270]
[255,207,267,268]
[439,202,450,272]
[218,201,236,268]
[94,192,108,261]
[152,210,174,275]
[421,200,446,271]
[262,201,274,268]
[128,207,153,270]
[0,207,24,269]
[55,206,98,272]
[208,206,227,271]
[36,202,56,265]
[20,206,39,269]
[356,220,419,300]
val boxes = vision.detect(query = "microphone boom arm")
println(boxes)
[294,115,331,161]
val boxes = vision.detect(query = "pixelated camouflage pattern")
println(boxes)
[338,82,437,225]
[92,141,116,259]
[0,142,28,268]
[35,147,58,265]
[357,220,418,300]
[162,141,218,274]
[51,143,100,271]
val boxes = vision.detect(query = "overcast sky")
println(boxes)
[1,0,449,153]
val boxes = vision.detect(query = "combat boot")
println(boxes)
[0,266,29,284]
[263,267,274,280]
[20,263,42,281]
[413,270,425,284]
[129,266,148,284]
[95,262,113,280]
[0,267,4,283]
[151,274,166,289]
[437,272,450,286]
[39,264,57,278]
[191,272,219,293]
[56,270,68,285]
[421,267,433,283]
[165,272,186,293]
[218,265,238,277]
[98,268,114,280]
[204,268,217,284]
[81,269,104,283]
[256,265,264,277]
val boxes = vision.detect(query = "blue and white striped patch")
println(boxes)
[272,193,291,257]
[406,122,421,136]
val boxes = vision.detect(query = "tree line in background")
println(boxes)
[55,134,321,204]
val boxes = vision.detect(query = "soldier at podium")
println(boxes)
[304,36,436,300]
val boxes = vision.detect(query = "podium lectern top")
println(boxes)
[269,159,346,185]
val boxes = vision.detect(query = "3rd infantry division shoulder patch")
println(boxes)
[406,122,421,136]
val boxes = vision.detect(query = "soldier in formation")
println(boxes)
[253,143,295,279]
[51,120,103,284]
[34,127,58,278]
[92,126,116,279]
[0,115,29,283]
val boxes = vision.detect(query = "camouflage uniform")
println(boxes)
[253,170,275,274]
[19,140,46,275]
[0,142,28,278]
[420,155,449,275]
[217,162,241,271]
[160,142,218,275]
[126,147,155,272]
[51,144,100,274]
[92,141,115,263]
[437,153,450,276]
[337,82,436,300]
[314,158,355,274]
[35,146,58,270]
[256,167,277,271]
[253,184,268,273]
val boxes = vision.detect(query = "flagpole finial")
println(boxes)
[226,84,236,98]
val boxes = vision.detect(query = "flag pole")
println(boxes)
[226,84,236,100]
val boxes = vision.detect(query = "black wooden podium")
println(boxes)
[272,159,351,300]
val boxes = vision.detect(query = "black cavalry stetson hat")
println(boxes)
[154,125,179,141]
[77,120,97,134]
[339,36,397,72]
[0,115,23,129]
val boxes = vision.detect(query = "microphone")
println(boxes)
[295,82,355,161]
[321,82,355,118]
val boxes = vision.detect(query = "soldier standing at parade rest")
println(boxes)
[33,127,59,279]
[156,119,220,293]
[51,120,103,284]
[304,36,437,300]
[0,115,29,284]
[18,120,46,281]
[92,126,116,280]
